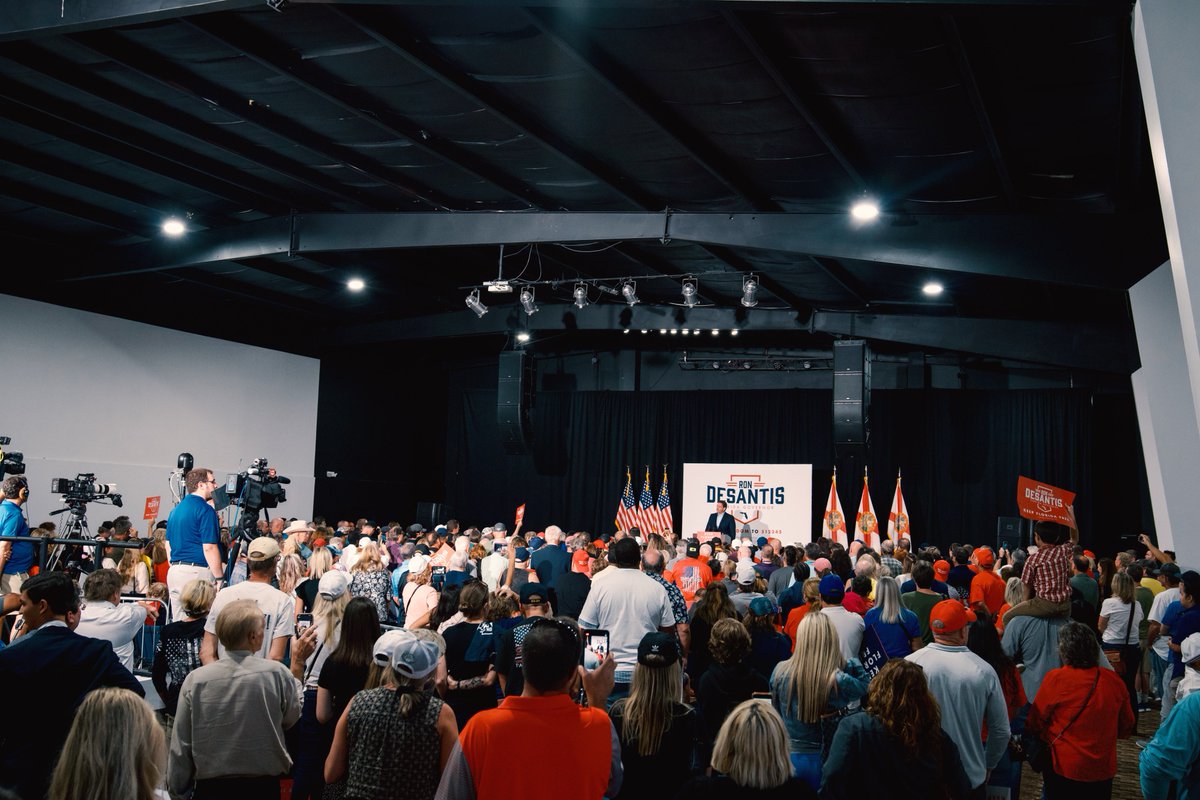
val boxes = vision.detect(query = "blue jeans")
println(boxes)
[789,752,821,792]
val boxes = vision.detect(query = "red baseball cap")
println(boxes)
[572,549,590,570]
[929,600,977,634]
[975,548,995,568]
[933,559,951,579]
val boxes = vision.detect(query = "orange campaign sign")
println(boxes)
[143,496,161,521]
[1016,476,1076,525]
[515,503,526,526]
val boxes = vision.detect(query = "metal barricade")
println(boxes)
[120,595,170,675]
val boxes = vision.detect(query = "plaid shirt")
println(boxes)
[881,556,904,578]
[1023,541,1072,604]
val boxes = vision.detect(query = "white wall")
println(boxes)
[0,294,319,535]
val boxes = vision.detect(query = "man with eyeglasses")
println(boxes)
[165,467,224,618]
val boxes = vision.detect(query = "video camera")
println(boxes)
[51,473,123,507]
[0,436,25,476]
[225,457,289,511]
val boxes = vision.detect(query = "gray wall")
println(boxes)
[0,293,320,533]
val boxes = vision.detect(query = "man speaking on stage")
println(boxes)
[704,500,736,541]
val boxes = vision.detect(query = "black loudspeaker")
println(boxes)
[996,516,1026,553]
[417,502,455,530]
[832,340,870,445]
[498,351,534,455]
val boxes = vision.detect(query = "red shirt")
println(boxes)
[784,604,812,650]
[670,557,714,606]
[1028,666,1135,781]
[842,592,869,616]
[970,569,1006,616]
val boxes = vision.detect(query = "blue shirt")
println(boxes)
[1139,690,1200,800]
[0,499,32,574]
[164,494,219,564]
[1163,601,1200,678]
[864,605,922,658]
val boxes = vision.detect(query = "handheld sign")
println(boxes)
[859,625,890,679]
[515,503,526,526]
[143,496,160,521]
[1016,476,1076,526]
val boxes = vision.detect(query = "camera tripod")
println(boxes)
[45,501,95,574]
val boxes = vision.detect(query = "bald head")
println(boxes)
[641,548,665,574]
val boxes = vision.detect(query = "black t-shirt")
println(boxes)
[494,619,537,697]
[674,775,817,800]
[555,572,592,620]
[611,701,698,799]
[295,578,319,614]
[317,657,370,723]
[442,621,498,730]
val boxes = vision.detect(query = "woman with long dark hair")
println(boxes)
[687,582,738,684]
[820,659,971,799]
[967,612,1027,797]
[1097,557,1116,602]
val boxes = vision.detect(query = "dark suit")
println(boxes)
[530,545,569,589]
[0,624,144,800]
[705,512,736,540]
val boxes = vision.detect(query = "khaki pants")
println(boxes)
[1,572,27,614]
[166,563,215,620]
[1001,596,1070,627]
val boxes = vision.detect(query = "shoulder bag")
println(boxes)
[1021,669,1099,773]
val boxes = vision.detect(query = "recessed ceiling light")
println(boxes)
[730,329,740,337]
[922,281,944,296]
[640,329,648,334]
[670,328,678,335]
[659,329,668,335]
[711,329,719,336]
[850,200,880,222]
[516,331,531,343]
[622,328,630,334]
[346,277,366,292]
[162,218,186,237]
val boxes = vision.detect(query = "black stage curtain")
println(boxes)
[446,388,1151,555]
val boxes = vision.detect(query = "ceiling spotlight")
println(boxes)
[620,280,639,306]
[623,328,630,334]
[519,287,538,316]
[162,217,186,237]
[670,328,678,335]
[742,361,753,370]
[922,281,945,296]
[741,275,759,308]
[711,361,720,370]
[731,329,740,337]
[681,329,690,336]
[681,278,698,309]
[659,328,667,335]
[711,329,719,336]
[466,289,488,318]
[572,283,589,309]
[850,199,880,222]
[640,329,648,334]
[346,277,365,292]
[515,331,531,343]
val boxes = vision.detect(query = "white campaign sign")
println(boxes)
[681,463,813,545]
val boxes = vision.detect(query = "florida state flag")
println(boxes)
[823,468,848,546]
[856,469,879,549]
[887,470,909,542]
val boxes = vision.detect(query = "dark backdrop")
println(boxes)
[443,388,1152,555]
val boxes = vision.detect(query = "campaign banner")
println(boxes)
[859,625,890,679]
[143,496,160,521]
[1016,476,1076,526]
[681,463,813,545]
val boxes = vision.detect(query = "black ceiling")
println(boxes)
[0,0,1164,373]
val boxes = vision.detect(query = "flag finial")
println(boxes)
[897,467,902,480]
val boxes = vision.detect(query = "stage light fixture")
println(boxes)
[346,277,365,292]
[162,218,186,237]
[923,281,944,296]
[659,328,668,335]
[620,280,639,306]
[851,199,880,221]
[670,328,678,335]
[519,287,538,316]
[640,329,648,334]
[572,283,590,309]
[730,329,740,337]
[623,328,630,334]
[681,278,698,308]
[741,275,759,308]
[681,329,690,336]
[711,329,719,336]
[515,331,531,343]
[711,361,720,369]
[466,289,488,318]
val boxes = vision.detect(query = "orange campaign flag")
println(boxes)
[887,471,909,542]
[823,468,848,547]
[1016,476,1076,526]
[856,469,879,549]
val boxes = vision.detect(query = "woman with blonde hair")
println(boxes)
[276,553,305,597]
[295,546,334,615]
[995,577,1024,633]
[611,632,697,798]
[821,660,970,799]
[153,578,214,715]
[48,687,166,800]
[117,545,151,595]
[150,532,170,585]
[769,612,868,790]
[402,553,438,629]
[676,700,815,799]
[1099,570,1144,727]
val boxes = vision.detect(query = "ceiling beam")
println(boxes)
[63,211,1149,289]
[71,30,455,211]
[523,6,779,211]
[183,15,560,210]
[0,176,158,239]
[0,0,259,42]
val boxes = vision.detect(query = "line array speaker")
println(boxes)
[498,351,534,455]
[832,340,870,445]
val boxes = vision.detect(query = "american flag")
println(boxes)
[656,468,674,533]
[615,468,638,531]
[638,468,655,532]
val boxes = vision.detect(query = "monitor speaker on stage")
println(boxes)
[417,502,454,531]
[498,351,534,455]
[832,340,870,445]
[996,516,1026,553]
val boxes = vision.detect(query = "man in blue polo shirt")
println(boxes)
[165,467,223,618]
[1161,570,1200,716]
[0,475,33,603]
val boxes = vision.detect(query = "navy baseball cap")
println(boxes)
[819,574,845,600]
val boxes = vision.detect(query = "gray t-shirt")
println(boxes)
[1001,614,1112,701]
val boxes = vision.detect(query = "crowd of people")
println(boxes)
[1,469,1199,800]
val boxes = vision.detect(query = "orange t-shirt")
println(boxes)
[970,569,1007,617]
[459,694,613,800]
[670,557,714,606]
[784,604,812,651]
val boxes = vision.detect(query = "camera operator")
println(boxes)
[166,468,224,619]
[0,476,33,604]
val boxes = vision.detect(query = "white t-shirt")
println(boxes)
[820,604,865,663]
[1148,587,1182,659]
[1099,597,1144,646]
[205,580,296,660]
[578,568,675,676]
[76,600,145,673]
